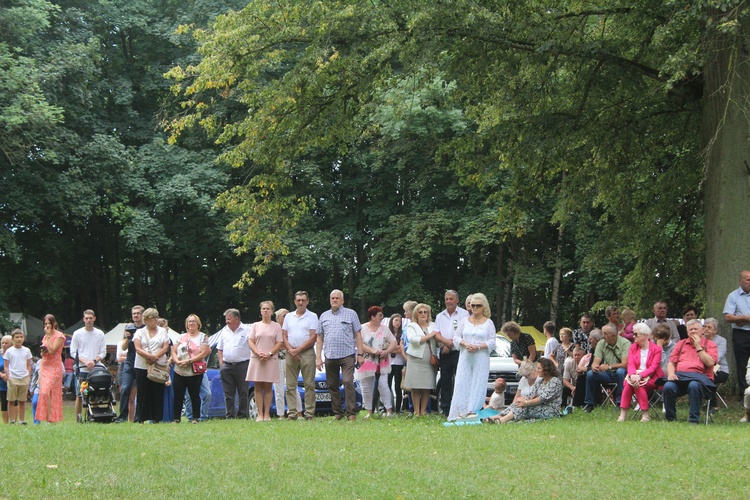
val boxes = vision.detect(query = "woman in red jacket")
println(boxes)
[618,323,663,422]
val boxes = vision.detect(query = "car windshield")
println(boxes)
[490,336,511,357]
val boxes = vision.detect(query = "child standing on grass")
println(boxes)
[3,329,32,424]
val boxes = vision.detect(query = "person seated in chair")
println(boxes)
[651,324,675,374]
[617,323,663,422]
[662,319,718,424]
[583,324,629,412]
[703,318,728,410]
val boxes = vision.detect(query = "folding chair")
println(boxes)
[599,382,618,408]
[631,389,663,421]
[704,387,718,425]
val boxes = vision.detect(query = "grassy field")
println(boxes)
[3,399,749,499]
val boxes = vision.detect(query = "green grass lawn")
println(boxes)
[4,399,748,499]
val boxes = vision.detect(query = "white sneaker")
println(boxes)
[740,416,748,423]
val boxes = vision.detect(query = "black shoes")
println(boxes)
[583,404,594,413]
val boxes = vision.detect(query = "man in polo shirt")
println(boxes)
[282,291,319,420]
[724,270,750,398]
[70,309,107,423]
[583,323,629,412]
[217,308,252,419]
[433,290,469,416]
[645,301,680,343]
[663,319,718,423]
[316,289,364,421]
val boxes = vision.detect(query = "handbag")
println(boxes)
[143,330,169,384]
[427,338,440,369]
[186,333,208,374]
[147,362,170,384]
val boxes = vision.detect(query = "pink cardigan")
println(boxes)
[627,341,664,380]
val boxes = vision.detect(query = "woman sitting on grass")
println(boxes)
[488,358,562,423]
[482,359,535,422]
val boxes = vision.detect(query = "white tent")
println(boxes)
[104,323,181,347]
[7,313,44,344]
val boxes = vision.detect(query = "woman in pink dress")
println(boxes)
[36,314,65,423]
[246,301,284,421]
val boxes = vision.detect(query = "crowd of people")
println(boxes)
[3,270,750,425]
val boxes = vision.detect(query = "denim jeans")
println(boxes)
[584,368,626,406]
[663,380,704,423]
[118,363,135,420]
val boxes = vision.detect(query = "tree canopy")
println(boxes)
[3,0,748,343]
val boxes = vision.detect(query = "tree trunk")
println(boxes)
[496,242,504,324]
[550,224,563,325]
[703,11,750,394]
[502,258,513,324]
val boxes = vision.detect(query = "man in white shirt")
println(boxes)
[70,309,106,423]
[282,291,319,420]
[433,290,469,416]
[217,308,252,419]
[645,301,680,343]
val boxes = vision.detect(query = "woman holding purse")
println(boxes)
[403,303,438,416]
[171,314,211,424]
[133,308,170,423]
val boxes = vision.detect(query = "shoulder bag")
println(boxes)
[190,333,207,374]
[146,331,170,384]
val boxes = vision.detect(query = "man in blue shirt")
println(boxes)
[316,289,364,421]
[724,270,750,398]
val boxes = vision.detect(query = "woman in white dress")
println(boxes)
[448,293,496,420]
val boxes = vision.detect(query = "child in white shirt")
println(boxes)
[3,329,32,424]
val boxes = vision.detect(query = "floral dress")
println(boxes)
[36,330,65,422]
[511,376,562,421]
[553,343,573,373]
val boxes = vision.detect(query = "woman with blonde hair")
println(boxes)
[403,303,438,416]
[171,314,211,423]
[491,358,562,423]
[448,293,496,420]
[484,360,537,422]
[133,308,170,423]
[553,327,574,371]
[246,301,284,421]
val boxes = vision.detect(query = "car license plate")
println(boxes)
[316,392,331,402]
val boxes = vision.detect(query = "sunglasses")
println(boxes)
[471,304,483,308]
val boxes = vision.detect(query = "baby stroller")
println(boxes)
[77,363,117,423]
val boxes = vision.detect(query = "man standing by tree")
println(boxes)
[316,290,364,421]
[70,309,106,423]
[724,270,750,399]
[282,291,318,420]
[433,290,469,416]
[645,301,680,343]
[217,308,252,419]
